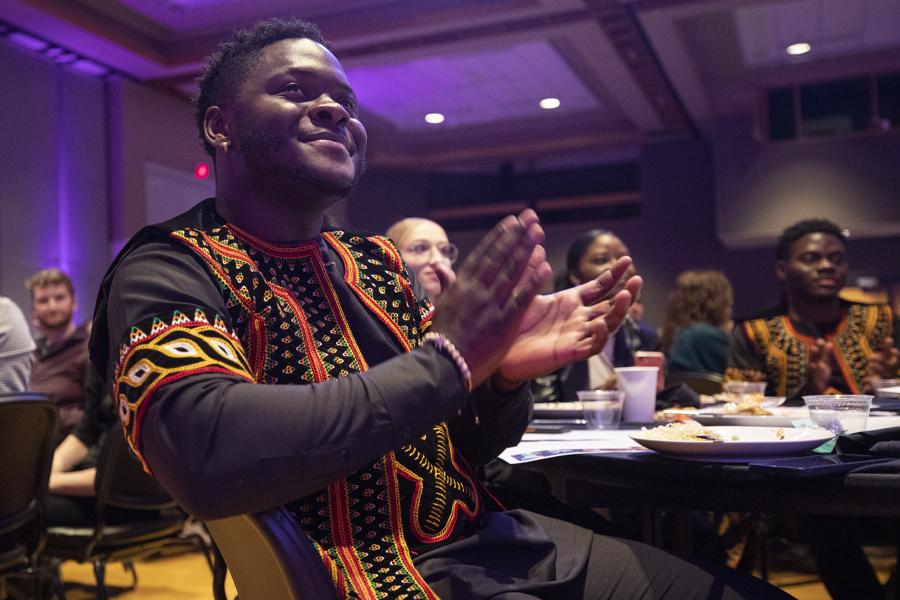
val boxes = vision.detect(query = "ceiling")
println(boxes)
[2,0,899,172]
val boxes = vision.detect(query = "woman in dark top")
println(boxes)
[661,270,733,375]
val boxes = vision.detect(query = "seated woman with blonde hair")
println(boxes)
[385,217,458,303]
[661,270,734,374]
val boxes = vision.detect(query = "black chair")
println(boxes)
[0,392,62,599]
[41,426,213,600]
[205,507,341,600]
[664,371,725,396]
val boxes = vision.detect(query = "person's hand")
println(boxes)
[429,210,552,388]
[433,261,457,291]
[867,336,900,383]
[494,257,642,388]
[803,338,833,395]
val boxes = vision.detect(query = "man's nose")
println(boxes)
[310,95,349,125]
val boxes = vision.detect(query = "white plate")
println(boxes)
[689,406,809,427]
[761,396,787,408]
[629,426,833,461]
[533,402,583,420]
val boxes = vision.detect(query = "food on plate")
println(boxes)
[723,394,773,416]
[639,421,740,442]
[653,405,697,420]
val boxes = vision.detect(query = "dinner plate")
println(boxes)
[533,402,583,420]
[761,396,787,408]
[687,406,809,427]
[629,426,833,461]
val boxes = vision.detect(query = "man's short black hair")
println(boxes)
[775,219,847,261]
[194,18,329,158]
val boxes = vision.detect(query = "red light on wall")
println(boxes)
[195,163,209,179]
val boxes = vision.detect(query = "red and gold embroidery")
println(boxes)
[147,224,482,599]
[114,309,254,471]
[743,305,894,396]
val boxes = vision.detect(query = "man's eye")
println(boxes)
[282,83,303,95]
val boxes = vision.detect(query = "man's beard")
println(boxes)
[37,313,72,332]
[235,126,365,200]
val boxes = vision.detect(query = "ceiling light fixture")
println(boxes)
[0,19,113,78]
[787,43,811,55]
[425,113,445,124]
[540,98,561,109]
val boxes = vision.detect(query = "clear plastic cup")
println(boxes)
[576,390,625,430]
[803,395,873,435]
[723,381,767,398]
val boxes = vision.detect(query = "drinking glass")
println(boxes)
[803,395,873,435]
[576,390,624,430]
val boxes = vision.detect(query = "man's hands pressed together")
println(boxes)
[495,257,641,389]
[803,338,835,395]
[427,210,642,392]
[429,210,551,389]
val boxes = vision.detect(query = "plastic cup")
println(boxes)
[576,390,624,430]
[803,395,873,435]
[872,378,900,397]
[723,381,767,400]
[614,367,659,423]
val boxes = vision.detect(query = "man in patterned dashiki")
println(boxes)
[727,218,900,600]
[89,18,792,600]
[728,218,900,404]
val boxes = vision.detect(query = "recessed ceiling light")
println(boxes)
[540,98,561,109]
[8,32,48,51]
[425,113,444,124]
[787,43,811,55]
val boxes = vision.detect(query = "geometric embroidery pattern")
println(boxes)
[742,304,895,396]
[114,308,254,471]
[127,222,485,599]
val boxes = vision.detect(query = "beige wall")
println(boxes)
[0,40,208,325]
[110,76,211,250]
[0,40,108,326]
[714,114,900,248]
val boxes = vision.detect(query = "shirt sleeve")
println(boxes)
[104,239,470,520]
[0,298,34,393]
[449,378,532,469]
[726,322,765,378]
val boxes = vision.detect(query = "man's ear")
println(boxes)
[775,259,788,282]
[204,106,231,152]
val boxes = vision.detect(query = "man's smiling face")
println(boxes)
[229,38,367,199]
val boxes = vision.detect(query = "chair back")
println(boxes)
[205,507,341,600]
[664,371,725,395]
[0,393,58,547]
[94,426,176,512]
